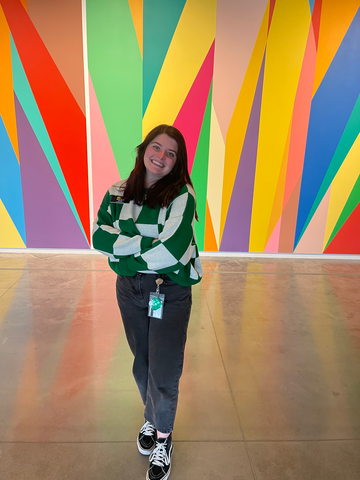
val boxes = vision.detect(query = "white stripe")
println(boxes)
[109,180,126,196]
[194,257,203,276]
[179,243,194,266]
[137,224,159,237]
[120,202,143,222]
[82,0,94,245]
[95,249,119,262]
[141,243,178,270]
[158,206,167,226]
[158,192,188,241]
[113,235,142,256]
[100,225,120,235]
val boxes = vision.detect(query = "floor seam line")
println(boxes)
[1,267,359,277]
[1,438,359,444]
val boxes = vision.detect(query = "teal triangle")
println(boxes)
[143,0,187,115]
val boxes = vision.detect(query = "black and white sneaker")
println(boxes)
[146,434,173,480]
[137,421,157,455]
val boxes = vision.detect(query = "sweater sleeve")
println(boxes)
[92,190,153,261]
[126,187,196,274]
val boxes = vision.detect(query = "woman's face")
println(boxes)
[143,133,178,187]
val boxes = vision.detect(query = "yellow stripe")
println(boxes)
[323,134,360,249]
[219,2,269,242]
[265,120,292,246]
[249,0,311,252]
[0,199,26,248]
[0,6,19,161]
[143,0,217,133]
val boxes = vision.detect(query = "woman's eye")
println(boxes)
[167,152,175,158]
[153,145,160,151]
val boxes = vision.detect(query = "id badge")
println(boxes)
[148,278,165,319]
[110,195,124,204]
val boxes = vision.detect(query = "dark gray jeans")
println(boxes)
[116,273,192,433]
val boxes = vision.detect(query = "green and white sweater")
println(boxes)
[92,181,202,286]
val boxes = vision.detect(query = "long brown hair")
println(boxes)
[121,125,198,219]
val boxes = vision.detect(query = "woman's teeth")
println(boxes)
[152,159,163,167]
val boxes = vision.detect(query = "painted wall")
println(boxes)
[0,0,359,253]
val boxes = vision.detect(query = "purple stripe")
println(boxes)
[220,52,265,252]
[15,95,89,249]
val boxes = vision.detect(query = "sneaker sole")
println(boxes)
[137,437,155,456]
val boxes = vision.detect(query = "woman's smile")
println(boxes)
[151,158,165,168]
[144,133,178,186]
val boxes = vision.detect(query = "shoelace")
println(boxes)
[150,441,170,467]
[140,421,156,436]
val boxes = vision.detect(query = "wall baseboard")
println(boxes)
[0,248,359,261]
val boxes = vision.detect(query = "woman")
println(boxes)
[92,124,202,480]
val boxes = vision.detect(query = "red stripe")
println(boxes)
[268,0,276,34]
[311,0,322,51]
[324,203,360,254]
[1,0,90,241]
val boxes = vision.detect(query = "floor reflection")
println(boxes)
[0,253,359,479]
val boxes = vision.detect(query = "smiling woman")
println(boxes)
[92,124,202,480]
[144,133,178,187]
[118,125,198,214]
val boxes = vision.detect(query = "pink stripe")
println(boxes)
[89,73,120,218]
[294,188,331,253]
[264,216,281,253]
[174,41,215,174]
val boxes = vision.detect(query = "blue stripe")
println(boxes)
[294,9,360,247]
[0,115,26,243]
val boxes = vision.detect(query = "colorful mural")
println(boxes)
[0,0,359,253]
[0,0,89,249]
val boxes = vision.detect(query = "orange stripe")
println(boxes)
[0,6,19,160]
[312,0,359,96]
[128,0,143,58]
[26,0,86,114]
[283,20,317,208]
[205,200,218,251]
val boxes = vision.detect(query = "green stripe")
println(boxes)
[86,0,142,179]
[191,81,213,251]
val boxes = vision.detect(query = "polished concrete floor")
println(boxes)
[0,253,360,480]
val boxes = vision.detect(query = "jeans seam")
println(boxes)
[167,309,190,432]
